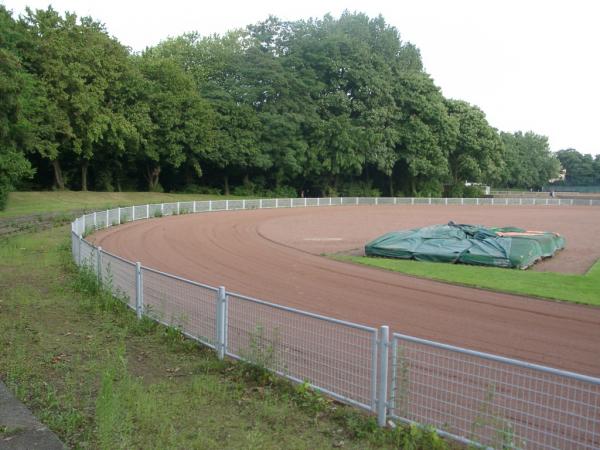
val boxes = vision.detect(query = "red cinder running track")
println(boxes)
[91,205,600,376]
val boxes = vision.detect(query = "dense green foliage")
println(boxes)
[554,149,600,186]
[1,5,567,206]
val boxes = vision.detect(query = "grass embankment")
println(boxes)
[0,227,449,449]
[0,191,250,219]
[335,255,600,306]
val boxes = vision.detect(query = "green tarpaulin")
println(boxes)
[364,222,565,269]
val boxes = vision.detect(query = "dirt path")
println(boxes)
[91,205,600,376]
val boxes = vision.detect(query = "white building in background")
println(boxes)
[549,169,567,184]
[464,182,491,195]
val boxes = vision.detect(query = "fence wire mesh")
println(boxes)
[225,292,377,410]
[134,205,147,220]
[390,334,600,450]
[100,251,137,308]
[141,268,218,348]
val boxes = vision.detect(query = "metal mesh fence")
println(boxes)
[101,251,137,308]
[69,196,600,448]
[390,334,600,450]
[134,205,147,220]
[226,292,377,410]
[141,267,219,347]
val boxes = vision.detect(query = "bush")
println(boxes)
[179,184,222,195]
[338,181,381,197]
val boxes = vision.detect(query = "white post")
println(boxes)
[97,247,102,284]
[83,214,86,233]
[444,198,448,206]
[375,197,379,205]
[242,199,246,210]
[476,198,480,205]
[132,206,135,221]
[317,197,320,206]
[411,198,414,205]
[93,212,97,229]
[259,199,263,209]
[545,198,549,206]
[356,197,359,205]
[78,235,83,265]
[394,197,397,205]
[217,287,227,360]
[461,198,464,205]
[177,202,180,214]
[209,200,212,211]
[118,207,121,224]
[377,326,389,427]
[519,198,522,206]
[570,199,573,206]
[304,197,307,207]
[329,197,332,206]
[146,204,150,219]
[225,199,229,210]
[275,198,279,208]
[428,197,431,205]
[135,262,143,320]
[161,203,164,215]
[106,210,109,228]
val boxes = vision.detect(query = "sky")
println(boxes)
[4,0,600,156]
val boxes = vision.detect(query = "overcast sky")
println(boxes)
[4,0,600,156]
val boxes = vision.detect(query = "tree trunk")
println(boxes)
[410,177,416,196]
[146,166,161,191]
[52,160,65,190]
[223,174,230,195]
[389,174,394,196]
[243,173,250,186]
[81,160,89,191]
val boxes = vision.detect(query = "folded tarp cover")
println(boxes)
[364,221,565,269]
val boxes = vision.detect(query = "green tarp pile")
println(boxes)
[365,222,565,269]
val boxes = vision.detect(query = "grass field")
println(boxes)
[0,226,449,449]
[334,255,600,306]
[0,191,248,219]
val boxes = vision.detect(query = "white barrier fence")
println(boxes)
[71,197,600,449]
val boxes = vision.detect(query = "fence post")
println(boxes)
[106,210,109,228]
[209,200,212,211]
[304,197,307,207]
[146,204,150,218]
[428,197,432,205]
[377,325,390,427]
[225,200,229,210]
[461,197,464,205]
[217,287,227,360]
[329,197,332,206]
[242,199,246,210]
[132,205,136,221]
[444,198,448,206]
[93,212,97,229]
[118,207,121,224]
[135,262,143,320]
[193,201,196,213]
[411,198,414,205]
[356,197,359,205]
[275,198,279,208]
[177,202,180,215]
[78,235,83,266]
[97,247,102,284]
[83,214,86,233]
[161,203,164,215]
[476,198,479,205]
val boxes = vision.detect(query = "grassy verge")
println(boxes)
[333,255,600,306]
[0,226,451,449]
[1,191,250,219]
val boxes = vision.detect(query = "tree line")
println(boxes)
[2,6,590,209]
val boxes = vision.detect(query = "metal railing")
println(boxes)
[71,197,600,449]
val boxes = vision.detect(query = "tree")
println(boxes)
[133,54,214,191]
[445,99,504,190]
[501,131,560,189]
[555,149,597,186]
